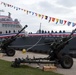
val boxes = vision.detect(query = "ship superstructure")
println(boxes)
[0,12,25,38]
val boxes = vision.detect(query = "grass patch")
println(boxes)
[0,59,62,75]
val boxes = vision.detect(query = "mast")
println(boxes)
[8,12,11,18]
[39,23,41,33]
[39,23,41,30]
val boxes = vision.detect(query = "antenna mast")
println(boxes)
[39,23,42,33]
[39,23,41,30]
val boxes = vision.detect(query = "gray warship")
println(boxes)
[0,12,76,58]
[10,26,76,58]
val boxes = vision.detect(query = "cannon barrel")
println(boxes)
[50,28,76,51]
[0,25,28,48]
[68,28,76,39]
[58,28,76,44]
[57,28,76,49]
[14,25,28,39]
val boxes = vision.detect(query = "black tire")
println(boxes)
[60,55,73,69]
[6,48,15,56]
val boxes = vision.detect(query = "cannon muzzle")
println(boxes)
[15,25,28,37]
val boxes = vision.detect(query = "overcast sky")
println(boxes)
[0,0,76,33]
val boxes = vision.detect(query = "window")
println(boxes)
[0,31,2,34]
[9,30,11,33]
[6,31,7,33]
[13,30,15,33]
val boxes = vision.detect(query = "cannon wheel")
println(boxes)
[60,55,73,69]
[6,48,15,56]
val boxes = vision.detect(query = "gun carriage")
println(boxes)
[0,25,28,56]
[11,28,76,69]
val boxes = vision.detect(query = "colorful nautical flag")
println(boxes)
[0,1,76,27]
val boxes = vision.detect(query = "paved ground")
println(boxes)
[0,51,76,75]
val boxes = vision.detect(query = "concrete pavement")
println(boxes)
[0,51,76,75]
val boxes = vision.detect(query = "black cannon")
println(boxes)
[48,28,76,68]
[11,28,76,69]
[0,25,28,56]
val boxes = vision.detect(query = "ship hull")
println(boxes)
[9,36,76,58]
